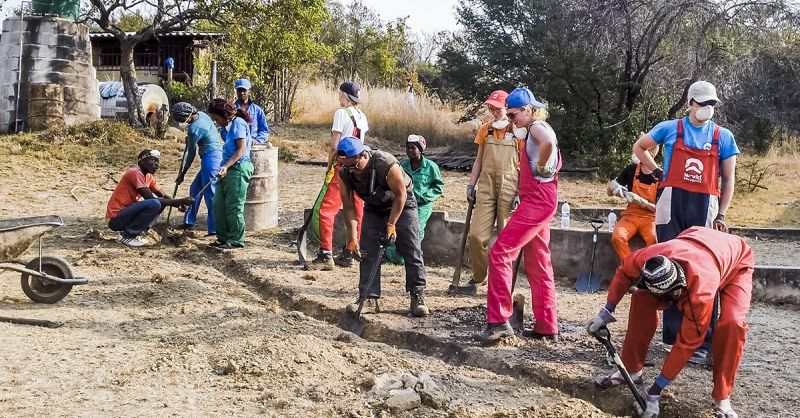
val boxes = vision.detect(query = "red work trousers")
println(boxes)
[620,266,753,400]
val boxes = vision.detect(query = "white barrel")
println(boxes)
[245,145,279,230]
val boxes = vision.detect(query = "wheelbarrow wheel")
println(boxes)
[20,256,74,304]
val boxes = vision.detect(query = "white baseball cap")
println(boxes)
[688,81,720,104]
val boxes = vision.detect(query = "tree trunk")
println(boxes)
[119,41,144,127]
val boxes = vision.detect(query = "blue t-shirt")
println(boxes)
[220,117,252,164]
[648,116,739,178]
[187,112,222,158]
[235,100,270,145]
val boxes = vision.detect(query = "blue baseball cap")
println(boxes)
[337,136,370,158]
[506,87,545,109]
[234,78,252,90]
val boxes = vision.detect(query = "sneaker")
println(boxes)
[688,348,711,366]
[476,322,515,342]
[334,249,355,268]
[116,235,146,247]
[594,369,644,388]
[521,329,559,342]
[208,240,225,248]
[310,251,334,271]
[662,343,673,353]
[212,242,244,251]
[409,287,430,317]
[345,298,380,314]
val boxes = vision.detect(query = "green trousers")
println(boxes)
[212,160,253,246]
[384,202,433,265]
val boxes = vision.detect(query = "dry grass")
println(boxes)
[291,82,477,152]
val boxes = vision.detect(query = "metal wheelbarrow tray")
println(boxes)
[0,215,88,304]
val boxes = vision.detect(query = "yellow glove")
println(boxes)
[385,223,397,245]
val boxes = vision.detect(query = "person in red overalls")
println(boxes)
[586,226,753,418]
[477,87,561,342]
[607,146,659,259]
[631,80,740,363]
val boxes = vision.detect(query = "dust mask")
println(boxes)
[513,127,528,140]
[631,153,641,164]
[491,119,510,130]
[178,122,189,129]
[695,105,714,122]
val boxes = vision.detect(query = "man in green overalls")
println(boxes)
[384,135,445,265]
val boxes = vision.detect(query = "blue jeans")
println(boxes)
[184,151,222,233]
[108,199,163,238]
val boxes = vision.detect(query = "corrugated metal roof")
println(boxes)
[89,31,222,38]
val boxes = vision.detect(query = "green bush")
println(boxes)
[165,81,209,110]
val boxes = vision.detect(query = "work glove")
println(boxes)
[634,393,660,418]
[650,167,664,182]
[713,213,728,233]
[346,239,362,262]
[385,223,397,245]
[536,164,556,178]
[586,307,616,334]
[608,180,628,198]
[466,185,476,204]
[511,194,520,211]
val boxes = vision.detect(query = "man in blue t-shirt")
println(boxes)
[233,78,271,145]
[172,102,223,236]
[631,80,739,364]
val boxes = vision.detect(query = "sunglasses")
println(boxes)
[693,99,718,107]
[507,110,523,119]
[342,155,363,169]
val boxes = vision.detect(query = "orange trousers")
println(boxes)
[610,215,656,259]
[620,266,753,400]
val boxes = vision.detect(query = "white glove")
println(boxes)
[586,307,616,334]
[625,191,636,202]
[635,393,660,418]
[608,180,628,198]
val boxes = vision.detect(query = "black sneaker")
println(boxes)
[409,287,430,317]
[310,250,334,271]
[477,322,515,342]
[521,329,559,342]
[208,240,225,248]
[334,249,355,267]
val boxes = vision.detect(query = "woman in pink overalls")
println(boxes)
[477,87,562,342]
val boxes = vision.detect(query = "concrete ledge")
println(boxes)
[306,208,800,305]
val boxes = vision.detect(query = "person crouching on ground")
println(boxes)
[478,87,561,342]
[206,98,254,250]
[338,136,430,317]
[384,134,444,265]
[586,226,753,418]
[608,145,660,260]
[106,149,194,247]
[171,102,223,237]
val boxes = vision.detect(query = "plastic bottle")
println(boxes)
[560,202,570,230]
[607,211,617,232]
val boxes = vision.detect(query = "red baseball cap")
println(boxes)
[484,90,509,108]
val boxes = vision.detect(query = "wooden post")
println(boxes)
[166,68,173,88]
[209,60,217,100]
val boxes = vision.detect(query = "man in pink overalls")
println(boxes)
[477,87,562,342]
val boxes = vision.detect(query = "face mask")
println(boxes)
[631,153,641,165]
[178,122,189,129]
[694,105,714,121]
[491,120,510,130]
[513,127,528,140]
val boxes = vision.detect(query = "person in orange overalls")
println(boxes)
[586,226,753,418]
[607,146,659,259]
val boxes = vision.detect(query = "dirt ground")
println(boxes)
[0,129,798,417]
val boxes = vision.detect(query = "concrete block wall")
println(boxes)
[308,208,800,305]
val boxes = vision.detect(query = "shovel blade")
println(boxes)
[576,272,602,293]
[509,294,525,331]
[339,314,365,336]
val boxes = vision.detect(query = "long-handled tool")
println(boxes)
[297,165,337,270]
[339,240,387,336]
[594,326,646,411]
[576,218,604,293]
[448,199,474,291]
[161,137,190,242]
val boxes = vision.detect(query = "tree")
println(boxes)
[85,0,229,127]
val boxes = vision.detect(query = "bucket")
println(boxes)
[26,83,64,132]
[245,145,279,230]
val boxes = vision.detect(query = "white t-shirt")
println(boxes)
[331,106,369,142]
[526,121,559,183]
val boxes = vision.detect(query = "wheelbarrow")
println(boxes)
[0,216,88,304]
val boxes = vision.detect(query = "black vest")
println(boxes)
[340,150,414,210]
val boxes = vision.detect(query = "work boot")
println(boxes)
[476,322,514,342]
[409,287,430,317]
[345,298,380,314]
[448,280,484,296]
[310,250,334,271]
[521,329,559,342]
[334,248,355,268]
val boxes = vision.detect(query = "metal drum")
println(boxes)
[245,145,279,230]
[26,83,63,132]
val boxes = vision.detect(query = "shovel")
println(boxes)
[161,136,190,242]
[508,254,525,331]
[593,326,647,411]
[339,240,388,336]
[576,218,604,293]
[448,199,474,291]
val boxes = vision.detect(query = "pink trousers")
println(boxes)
[486,195,558,334]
